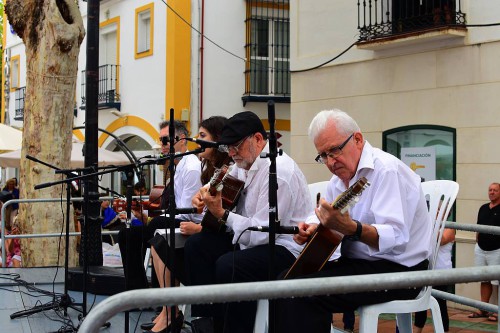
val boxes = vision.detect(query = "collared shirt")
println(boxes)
[173,154,203,223]
[311,141,432,267]
[225,143,312,257]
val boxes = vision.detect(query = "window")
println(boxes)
[135,3,154,58]
[244,1,290,101]
[383,125,456,182]
[10,55,20,91]
[357,0,466,42]
[392,0,457,34]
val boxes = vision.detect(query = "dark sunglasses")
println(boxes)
[159,136,171,145]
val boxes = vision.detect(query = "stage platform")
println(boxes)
[0,267,169,333]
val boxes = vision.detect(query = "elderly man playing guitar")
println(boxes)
[275,109,433,333]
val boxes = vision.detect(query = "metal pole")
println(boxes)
[82,0,102,317]
[83,0,102,267]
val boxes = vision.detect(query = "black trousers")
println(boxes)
[118,216,180,290]
[414,284,449,331]
[183,230,296,333]
[274,257,429,333]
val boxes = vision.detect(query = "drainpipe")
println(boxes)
[199,0,205,121]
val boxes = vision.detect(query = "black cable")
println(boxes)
[291,41,357,73]
[159,0,285,76]
[465,22,500,27]
[160,0,246,63]
[161,0,500,76]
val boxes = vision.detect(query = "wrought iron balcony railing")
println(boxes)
[81,64,121,110]
[14,86,25,121]
[357,0,466,42]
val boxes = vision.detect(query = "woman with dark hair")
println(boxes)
[142,116,232,333]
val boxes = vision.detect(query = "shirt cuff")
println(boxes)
[371,224,396,253]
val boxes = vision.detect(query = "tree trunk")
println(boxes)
[6,0,85,266]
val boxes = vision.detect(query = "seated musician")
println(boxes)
[183,111,312,333]
[118,120,203,291]
[140,116,233,333]
[274,109,433,333]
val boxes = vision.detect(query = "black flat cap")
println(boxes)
[218,111,267,145]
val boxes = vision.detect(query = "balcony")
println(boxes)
[356,0,467,49]
[14,86,25,121]
[80,64,121,110]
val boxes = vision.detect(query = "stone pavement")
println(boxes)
[332,307,498,332]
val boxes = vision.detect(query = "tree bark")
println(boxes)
[6,0,85,266]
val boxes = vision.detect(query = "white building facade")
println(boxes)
[291,0,500,305]
[2,0,292,187]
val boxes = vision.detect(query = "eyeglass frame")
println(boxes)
[314,133,354,164]
[159,136,180,145]
[218,134,253,154]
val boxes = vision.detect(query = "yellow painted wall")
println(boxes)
[165,1,191,123]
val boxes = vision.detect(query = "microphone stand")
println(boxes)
[262,100,282,333]
[10,157,91,320]
[167,108,179,333]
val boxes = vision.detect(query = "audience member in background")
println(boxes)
[140,116,232,333]
[469,182,500,322]
[2,178,19,229]
[414,228,455,332]
[0,199,21,267]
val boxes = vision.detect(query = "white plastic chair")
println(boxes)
[253,181,331,333]
[357,180,459,333]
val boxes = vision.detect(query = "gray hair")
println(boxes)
[159,120,189,137]
[308,109,361,142]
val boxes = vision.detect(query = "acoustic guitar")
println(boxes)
[284,177,370,279]
[201,165,245,231]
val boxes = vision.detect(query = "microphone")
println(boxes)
[183,137,220,148]
[143,153,167,159]
[248,225,299,235]
[151,207,199,215]
[142,153,170,165]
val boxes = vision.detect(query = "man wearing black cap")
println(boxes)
[184,111,312,333]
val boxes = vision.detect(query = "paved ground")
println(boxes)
[332,307,499,332]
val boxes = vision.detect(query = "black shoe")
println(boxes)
[143,328,167,333]
[167,311,184,333]
[144,312,184,333]
[140,322,155,331]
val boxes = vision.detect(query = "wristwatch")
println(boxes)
[218,209,230,224]
[345,220,362,241]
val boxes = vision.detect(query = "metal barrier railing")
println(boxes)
[76,220,500,333]
[79,265,500,333]
[0,196,139,264]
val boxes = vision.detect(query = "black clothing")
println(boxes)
[275,257,428,333]
[184,230,296,333]
[148,233,186,283]
[118,216,181,290]
[414,284,450,331]
[477,203,500,251]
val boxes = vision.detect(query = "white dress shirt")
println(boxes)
[225,143,313,257]
[312,141,432,267]
[173,153,203,223]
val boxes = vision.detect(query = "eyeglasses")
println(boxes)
[159,136,179,145]
[219,135,253,154]
[314,133,354,164]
